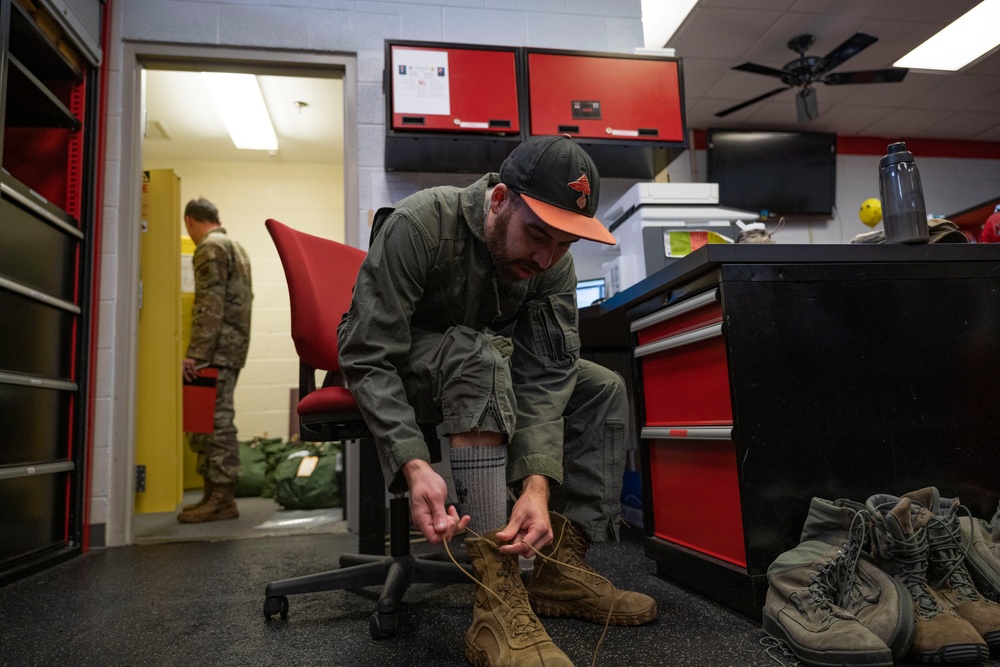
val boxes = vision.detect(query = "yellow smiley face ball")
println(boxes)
[859,198,882,227]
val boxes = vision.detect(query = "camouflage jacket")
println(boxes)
[338,173,580,490]
[187,227,253,368]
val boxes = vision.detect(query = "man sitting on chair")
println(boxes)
[338,136,657,666]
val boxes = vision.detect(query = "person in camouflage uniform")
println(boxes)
[178,197,253,524]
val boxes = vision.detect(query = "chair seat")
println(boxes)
[297,385,360,416]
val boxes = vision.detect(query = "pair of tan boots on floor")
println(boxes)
[464,512,657,666]
[176,479,239,523]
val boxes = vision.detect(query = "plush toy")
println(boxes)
[859,198,882,228]
[981,211,1000,243]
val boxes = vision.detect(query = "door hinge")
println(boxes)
[135,465,146,492]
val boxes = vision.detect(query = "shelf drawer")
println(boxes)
[0,381,73,465]
[637,326,732,426]
[646,437,746,568]
[0,471,68,568]
[633,290,722,346]
[0,287,77,379]
[1,191,78,300]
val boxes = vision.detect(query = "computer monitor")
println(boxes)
[576,278,606,308]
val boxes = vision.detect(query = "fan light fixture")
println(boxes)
[202,72,278,151]
[894,0,1000,71]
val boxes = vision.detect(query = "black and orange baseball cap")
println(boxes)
[499,136,616,246]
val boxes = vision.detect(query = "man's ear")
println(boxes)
[490,183,512,214]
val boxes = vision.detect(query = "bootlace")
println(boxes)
[828,509,869,610]
[760,634,805,666]
[926,506,980,600]
[878,521,942,619]
[804,561,852,624]
[443,525,615,667]
[491,549,547,639]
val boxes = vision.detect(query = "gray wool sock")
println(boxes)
[450,445,508,535]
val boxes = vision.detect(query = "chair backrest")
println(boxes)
[265,218,366,373]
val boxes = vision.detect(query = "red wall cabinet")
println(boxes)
[384,41,522,173]
[383,41,689,177]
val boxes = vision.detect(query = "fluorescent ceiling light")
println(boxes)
[894,0,1000,71]
[641,0,698,50]
[202,72,278,150]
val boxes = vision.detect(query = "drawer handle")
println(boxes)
[634,323,722,358]
[631,288,719,333]
[641,426,732,440]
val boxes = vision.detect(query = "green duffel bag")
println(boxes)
[261,437,297,499]
[273,441,343,510]
[234,438,269,498]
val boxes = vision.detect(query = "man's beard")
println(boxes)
[485,204,520,282]
[486,203,537,283]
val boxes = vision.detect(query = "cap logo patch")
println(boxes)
[567,174,591,210]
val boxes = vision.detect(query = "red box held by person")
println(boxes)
[183,367,218,434]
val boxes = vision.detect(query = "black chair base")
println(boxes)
[263,494,474,639]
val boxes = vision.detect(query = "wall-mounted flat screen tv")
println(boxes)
[706,129,837,217]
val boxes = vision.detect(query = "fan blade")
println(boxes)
[822,68,909,85]
[715,86,792,117]
[817,33,878,73]
[732,62,789,79]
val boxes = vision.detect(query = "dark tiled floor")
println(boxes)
[2,497,999,666]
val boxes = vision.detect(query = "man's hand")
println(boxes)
[496,474,551,557]
[402,459,470,545]
[182,357,200,383]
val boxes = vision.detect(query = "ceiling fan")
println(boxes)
[715,33,909,122]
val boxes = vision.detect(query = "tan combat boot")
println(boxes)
[903,487,1000,652]
[177,482,239,523]
[181,477,214,512]
[867,494,988,664]
[527,512,657,626]
[464,529,573,667]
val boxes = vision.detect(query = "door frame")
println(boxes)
[108,41,358,546]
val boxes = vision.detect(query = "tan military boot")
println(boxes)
[464,529,573,667]
[527,512,657,626]
[177,482,239,523]
[867,494,988,664]
[181,477,214,512]
[903,487,1000,652]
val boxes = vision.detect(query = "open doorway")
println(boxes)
[127,54,353,544]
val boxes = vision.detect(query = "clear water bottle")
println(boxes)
[878,142,929,243]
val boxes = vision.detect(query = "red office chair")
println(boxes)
[262,219,472,639]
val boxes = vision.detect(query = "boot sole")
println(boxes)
[177,507,240,524]
[529,596,656,626]
[762,611,893,667]
[910,643,989,664]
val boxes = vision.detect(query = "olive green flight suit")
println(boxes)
[338,174,626,542]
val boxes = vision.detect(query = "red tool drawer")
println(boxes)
[633,290,722,346]
[646,436,746,568]
[526,50,684,142]
[389,43,520,134]
[638,327,732,426]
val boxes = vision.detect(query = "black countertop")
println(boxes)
[579,242,1000,349]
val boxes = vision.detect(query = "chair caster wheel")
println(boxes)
[264,595,288,619]
[369,612,398,639]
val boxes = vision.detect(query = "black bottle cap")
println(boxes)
[880,142,914,169]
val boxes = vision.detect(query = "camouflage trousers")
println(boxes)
[186,366,242,484]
